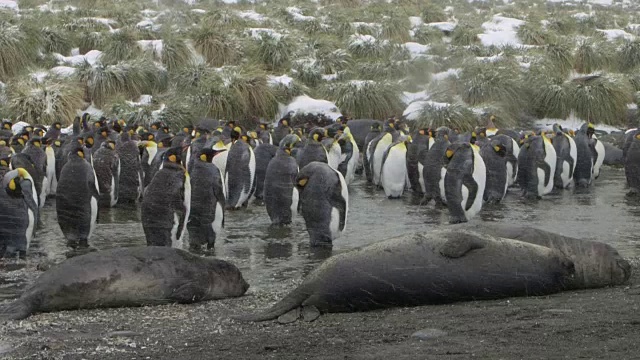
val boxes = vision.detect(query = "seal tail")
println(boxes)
[231,287,310,322]
[0,299,32,322]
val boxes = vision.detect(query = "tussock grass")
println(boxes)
[617,39,640,72]
[412,102,478,132]
[7,76,84,125]
[0,25,36,81]
[517,22,555,46]
[252,33,294,71]
[100,29,143,64]
[420,3,447,24]
[574,39,604,74]
[292,58,323,87]
[569,74,633,125]
[321,80,404,119]
[192,26,242,67]
[450,24,480,46]
[160,35,192,72]
[78,32,105,54]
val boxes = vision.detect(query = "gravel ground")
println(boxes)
[1,257,639,360]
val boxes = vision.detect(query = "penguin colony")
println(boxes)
[0,112,634,258]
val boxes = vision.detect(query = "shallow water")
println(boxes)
[1,165,639,299]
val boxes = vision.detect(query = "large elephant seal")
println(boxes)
[232,229,574,323]
[0,247,249,321]
[459,223,632,290]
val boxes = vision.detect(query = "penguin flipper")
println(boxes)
[566,155,575,179]
[537,160,552,187]
[330,173,348,231]
[462,174,478,212]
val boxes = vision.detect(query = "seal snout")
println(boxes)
[616,258,632,283]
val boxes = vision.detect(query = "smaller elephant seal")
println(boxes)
[461,223,631,290]
[0,246,249,321]
[232,229,574,323]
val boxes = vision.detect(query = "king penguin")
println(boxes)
[253,142,278,202]
[337,126,360,185]
[322,127,342,171]
[141,146,191,248]
[56,146,100,249]
[188,148,225,251]
[225,127,256,210]
[93,139,121,207]
[45,138,58,197]
[419,127,451,205]
[551,124,577,189]
[296,161,348,247]
[362,122,382,183]
[0,168,38,258]
[369,119,399,187]
[21,137,48,208]
[573,123,595,188]
[116,130,143,204]
[297,127,329,169]
[264,134,300,226]
[380,134,411,199]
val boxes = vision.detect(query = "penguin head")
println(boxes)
[13,136,25,147]
[3,168,33,198]
[19,130,30,142]
[71,146,86,160]
[28,137,42,148]
[99,126,110,139]
[586,122,595,139]
[0,156,9,168]
[53,139,62,148]
[198,148,216,163]
[491,141,507,157]
[150,121,163,131]
[230,126,243,141]
[474,127,487,138]
[182,125,194,135]
[156,133,174,148]
[2,121,12,130]
[24,125,34,134]
[102,140,116,150]
[279,134,300,154]
[53,121,62,130]
[279,118,289,127]
[84,135,95,148]
[93,119,103,130]
[142,132,155,142]
[33,127,45,137]
[227,120,236,129]
[370,123,381,131]
[0,139,7,147]
[309,128,325,142]
[162,146,183,165]
[259,123,269,131]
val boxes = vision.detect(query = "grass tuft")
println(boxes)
[321,80,404,119]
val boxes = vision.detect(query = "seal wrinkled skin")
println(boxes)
[0,246,249,321]
[233,229,575,322]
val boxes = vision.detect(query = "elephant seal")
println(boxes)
[0,246,249,321]
[232,229,574,322]
[459,223,631,290]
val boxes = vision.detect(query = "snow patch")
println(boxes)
[0,0,18,11]
[138,40,163,58]
[596,29,635,41]
[246,28,283,40]
[279,95,342,122]
[402,100,449,121]
[402,90,430,104]
[268,74,294,87]
[286,7,315,22]
[426,22,457,32]
[50,66,77,77]
[54,50,103,66]
[409,16,423,28]
[403,42,429,58]
[431,68,461,81]
[236,10,265,22]
[78,104,104,118]
[479,15,525,47]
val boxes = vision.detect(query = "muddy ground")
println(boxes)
[1,257,638,360]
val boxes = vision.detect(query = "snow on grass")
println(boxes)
[476,54,503,62]
[267,74,294,87]
[50,66,77,77]
[402,90,430,104]
[572,12,591,20]
[54,50,103,66]
[0,0,18,11]
[127,95,153,107]
[77,104,104,118]
[535,112,623,133]
[138,40,163,58]
[236,10,265,22]
[403,42,430,58]
[286,7,315,21]
[246,28,283,40]
[279,95,342,122]
[402,100,448,121]
[409,16,423,28]
[191,9,206,14]
[322,73,338,81]
[349,34,378,46]
[426,22,457,33]
[12,121,30,135]
[431,68,461,81]
[479,15,525,47]
[351,22,382,34]
[596,29,635,41]
[136,20,154,29]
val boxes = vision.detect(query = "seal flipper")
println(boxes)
[277,307,301,324]
[439,233,486,258]
[231,285,312,322]
[301,305,320,322]
[0,299,32,322]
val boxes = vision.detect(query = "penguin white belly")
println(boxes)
[137,172,143,200]
[506,162,514,186]
[381,147,407,198]
[45,147,57,195]
[290,187,299,218]
[327,145,341,170]
[372,136,392,185]
[428,137,435,150]
[502,169,509,199]
[180,172,191,243]
[568,135,577,177]
[460,184,469,215]
[510,139,520,184]
[212,201,224,236]
[147,146,157,166]
[109,175,118,207]
[170,213,182,248]
[541,139,557,196]
[466,148,486,220]
[593,139,605,179]
[418,163,426,193]
[329,207,341,240]
[88,196,98,239]
[439,167,447,204]
[346,140,359,185]
[214,152,229,187]
[560,161,571,188]
[26,208,35,250]
[185,146,192,170]
[39,176,49,208]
